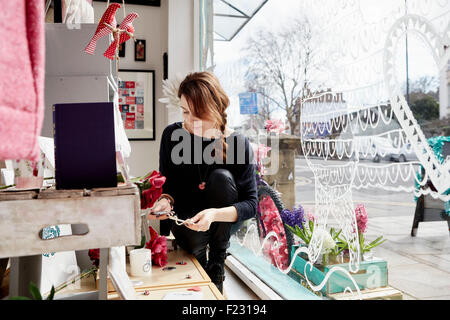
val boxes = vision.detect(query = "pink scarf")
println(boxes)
[0,0,45,162]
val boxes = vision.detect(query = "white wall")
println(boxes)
[93,1,168,177]
[92,0,199,176]
[167,0,198,124]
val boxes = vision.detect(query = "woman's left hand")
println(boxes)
[185,209,217,232]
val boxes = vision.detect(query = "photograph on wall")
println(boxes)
[118,41,126,58]
[118,69,155,140]
[135,39,146,62]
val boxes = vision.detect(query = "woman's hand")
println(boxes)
[185,208,217,232]
[147,198,172,221]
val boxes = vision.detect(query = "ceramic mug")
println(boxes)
[129,248,152,277]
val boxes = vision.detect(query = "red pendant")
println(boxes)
[198,182,206,190]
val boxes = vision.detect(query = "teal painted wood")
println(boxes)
[228,241,321,300]
[290,245,388,295]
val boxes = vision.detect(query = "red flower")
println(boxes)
[258,196,289,269]
[138,171,166,209]
[88,249,100,267]
[145,226,168,267]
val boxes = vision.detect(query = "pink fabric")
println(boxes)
[0,0,45,162]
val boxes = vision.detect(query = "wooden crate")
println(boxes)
[290,245,388,295]
[328,286,403,300]
[0,185,141,258]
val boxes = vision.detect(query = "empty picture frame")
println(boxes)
[118,69,155,140]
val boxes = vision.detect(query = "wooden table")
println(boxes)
[109,283,224,300]
[58,249,225,300]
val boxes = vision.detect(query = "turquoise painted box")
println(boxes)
[289,245,388,295]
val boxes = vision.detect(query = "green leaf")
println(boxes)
[29,282,42,300]
[367,236,385,246]
[8,296,32,300]
[365,238,387,250]
[286,224,295,233]
[46,286,55,300]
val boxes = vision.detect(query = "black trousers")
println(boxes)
[171,169,238,291]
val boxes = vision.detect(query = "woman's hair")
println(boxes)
[178,71,230,162]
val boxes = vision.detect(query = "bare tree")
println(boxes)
[243,81,274,130]
[403,76,440,102]
[243,17,323,135]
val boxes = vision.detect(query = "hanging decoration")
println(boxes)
[84,3,121,55]
[84,2,139,73]
[103,12,138,60]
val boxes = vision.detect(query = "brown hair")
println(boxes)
[178,71,230,162]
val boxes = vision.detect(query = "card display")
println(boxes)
[119,80,144,130]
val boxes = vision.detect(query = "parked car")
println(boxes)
[355,136,400,163]
[391,143,420,162]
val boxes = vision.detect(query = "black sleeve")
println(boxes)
[232,137,258,223]
[159,125,174,235]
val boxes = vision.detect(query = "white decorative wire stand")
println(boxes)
[231,5,449,300]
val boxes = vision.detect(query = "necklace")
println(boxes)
[197,164,210,190]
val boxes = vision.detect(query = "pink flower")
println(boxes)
[139,171,166,209]
[150,236,168,267]
[265,119,286,134]
[354,204,368,234]
[258,196,289,269]
[306,211,316,222]
[251,143,271,176]
[145,226,168,267]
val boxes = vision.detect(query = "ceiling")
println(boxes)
[213,0,269,41]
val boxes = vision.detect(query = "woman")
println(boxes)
[147,72,257,293]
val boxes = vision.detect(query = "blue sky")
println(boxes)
[213,0,448,127]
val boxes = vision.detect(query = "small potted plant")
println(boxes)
[284,205,388,295]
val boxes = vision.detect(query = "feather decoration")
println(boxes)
[158,74,185,109]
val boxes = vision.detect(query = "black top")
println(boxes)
[159,122,257,223]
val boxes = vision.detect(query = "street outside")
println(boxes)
[295,157,450,300]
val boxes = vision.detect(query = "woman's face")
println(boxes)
[180,95,215,134]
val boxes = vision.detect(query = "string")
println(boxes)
[106,0,126,18]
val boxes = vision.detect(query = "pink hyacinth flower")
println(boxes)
[265,119,286,134]
[354,204,368,234]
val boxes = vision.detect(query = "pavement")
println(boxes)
[295,157,450,300]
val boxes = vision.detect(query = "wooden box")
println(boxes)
[290,245,388,295]
[0,185,141,258]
